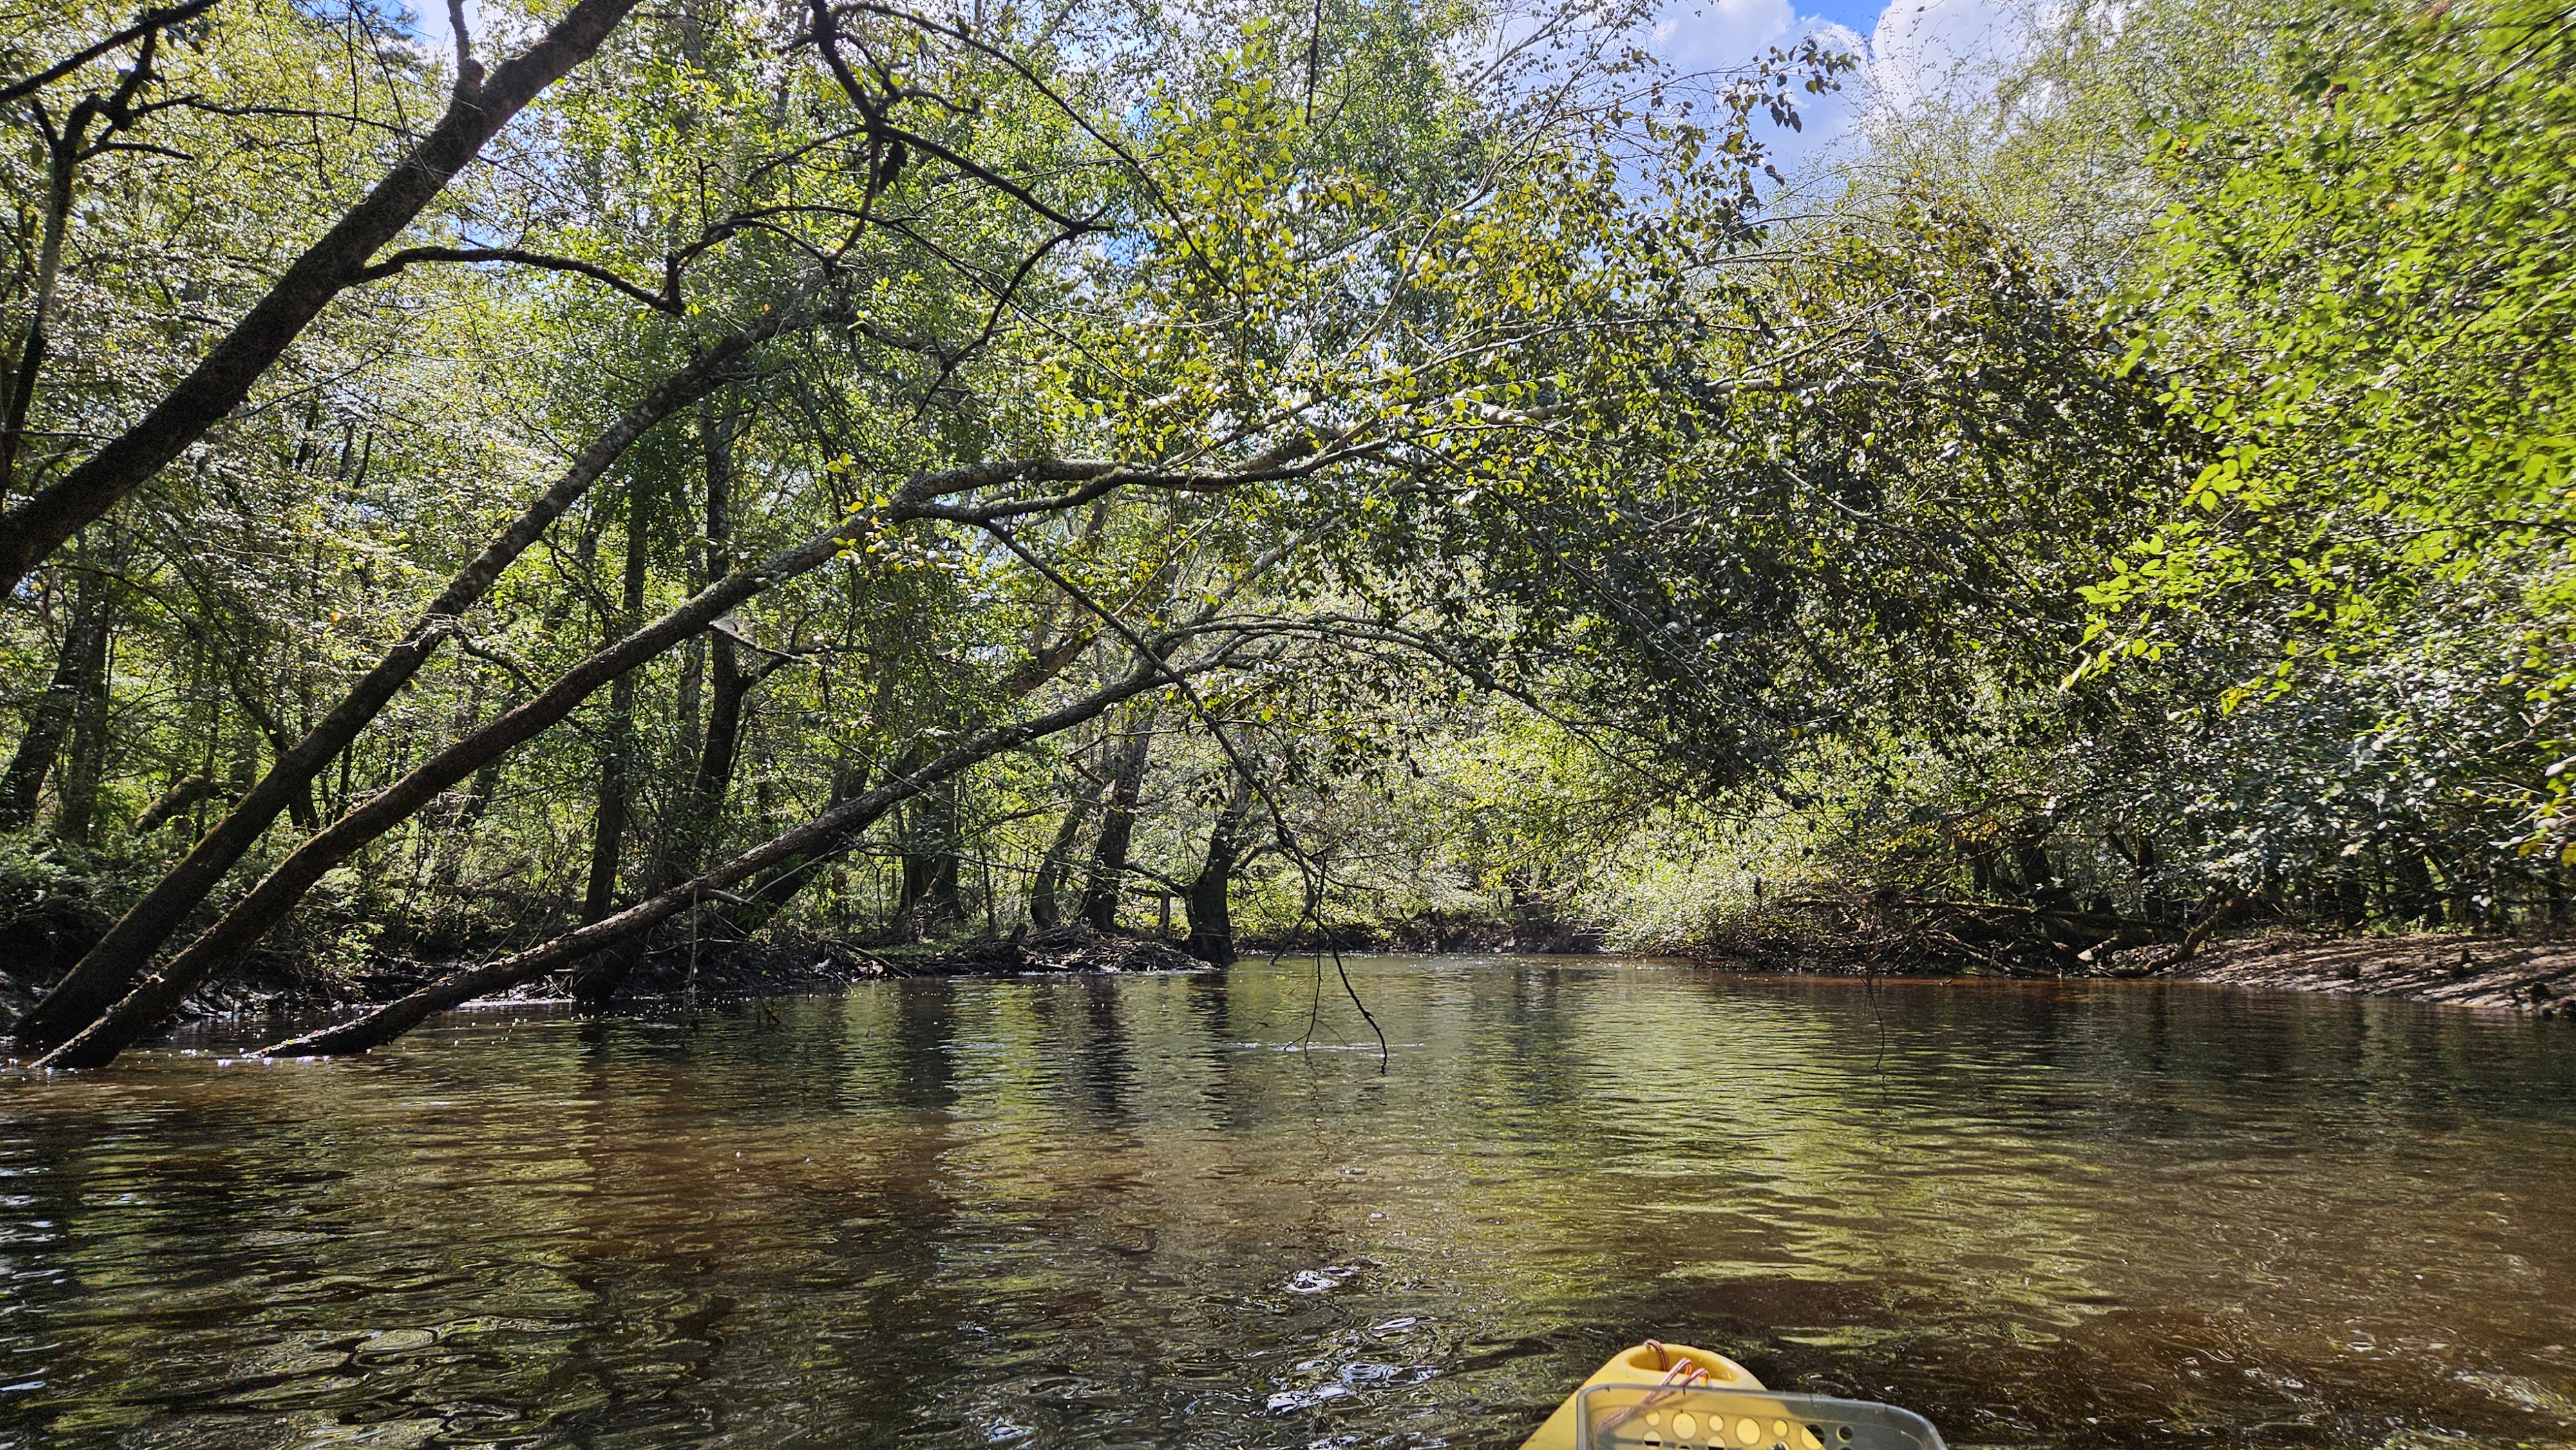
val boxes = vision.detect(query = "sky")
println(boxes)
[416,0,2029,178]
[1651,0,2033,174]
[1652,0,2028,87]
[415,0,2027,97]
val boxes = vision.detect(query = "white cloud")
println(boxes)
[1866,0,2035,110]
[1647,4,1876,179]
[1651,0,1799,75]
[1644,0,2046,180]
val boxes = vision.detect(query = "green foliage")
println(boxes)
[1426,0,2576,947]
[10,0,2570,1015]
[2079,0,2576,865]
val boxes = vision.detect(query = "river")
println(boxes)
[3,957,2572,1448]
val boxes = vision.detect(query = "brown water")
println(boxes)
[3,957,2573,1450]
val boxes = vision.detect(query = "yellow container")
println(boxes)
[1519,1342,1763,1450]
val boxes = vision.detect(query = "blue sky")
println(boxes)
[1649,0,2031,173]
[415,1,2017,93]
[417,0,2019,176]
[1790,1,1892,31]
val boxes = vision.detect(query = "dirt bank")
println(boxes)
[2155,928,2576,1018]
[1681,896,2576,1020]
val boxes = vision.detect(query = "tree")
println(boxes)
[15,0,1899,1065]
[1184,762,1257,963]
[2077,0,2576,898]
[0,0,646,590]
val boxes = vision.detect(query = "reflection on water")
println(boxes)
[3,958,2573,1449]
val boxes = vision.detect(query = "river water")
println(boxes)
[3,957,2573,1449]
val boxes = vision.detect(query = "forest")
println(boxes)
[1,0,2570,1069]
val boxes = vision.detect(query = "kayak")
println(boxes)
[1519,1342,1946,1450]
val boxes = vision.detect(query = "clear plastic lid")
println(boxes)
[1575,1383,1946,1450]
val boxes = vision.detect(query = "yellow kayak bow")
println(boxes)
[1519,1342,1946,1450]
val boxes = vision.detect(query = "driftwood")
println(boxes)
[1698,892,2189,977]
[922,923,1208,976]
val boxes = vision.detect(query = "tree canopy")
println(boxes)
[2,0,2568,1065]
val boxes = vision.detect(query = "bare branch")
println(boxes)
[0,0,218,111]
[446,0,483,95]
[353,245,680,314]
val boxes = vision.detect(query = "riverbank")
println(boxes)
[1690,923,2576,1019]
[1668,893,2576,1021]
[2152,928,2576,1018]
[10,921,2571,1037]
[0,923,1209,1031]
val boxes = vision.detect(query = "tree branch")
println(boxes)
[0,0,218,111]
[0,0,644,593]
[353,245,679,314]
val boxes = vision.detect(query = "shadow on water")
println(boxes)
[3,957,2574,1449]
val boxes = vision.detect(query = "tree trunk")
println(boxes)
[133,775,214,834]
[53,579,114,849]
[2010,822,2070,909]
[0,88,79,500]
[25,455,1153,1059]
[2390,848,2438,927]
[573,399,745,1002]
[1185,767,1255,965]
[891,727,965,938]
[0,567,109,831]
[0,0,644,593]
[692,637,750,831]
[1029,778,1103,928]
[580,476,653,923]
[233,659,1186,1062]
[724,755,869,931]
[895,784,965,936]
[1079,726,1151,932]
[8,326,784,1051]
